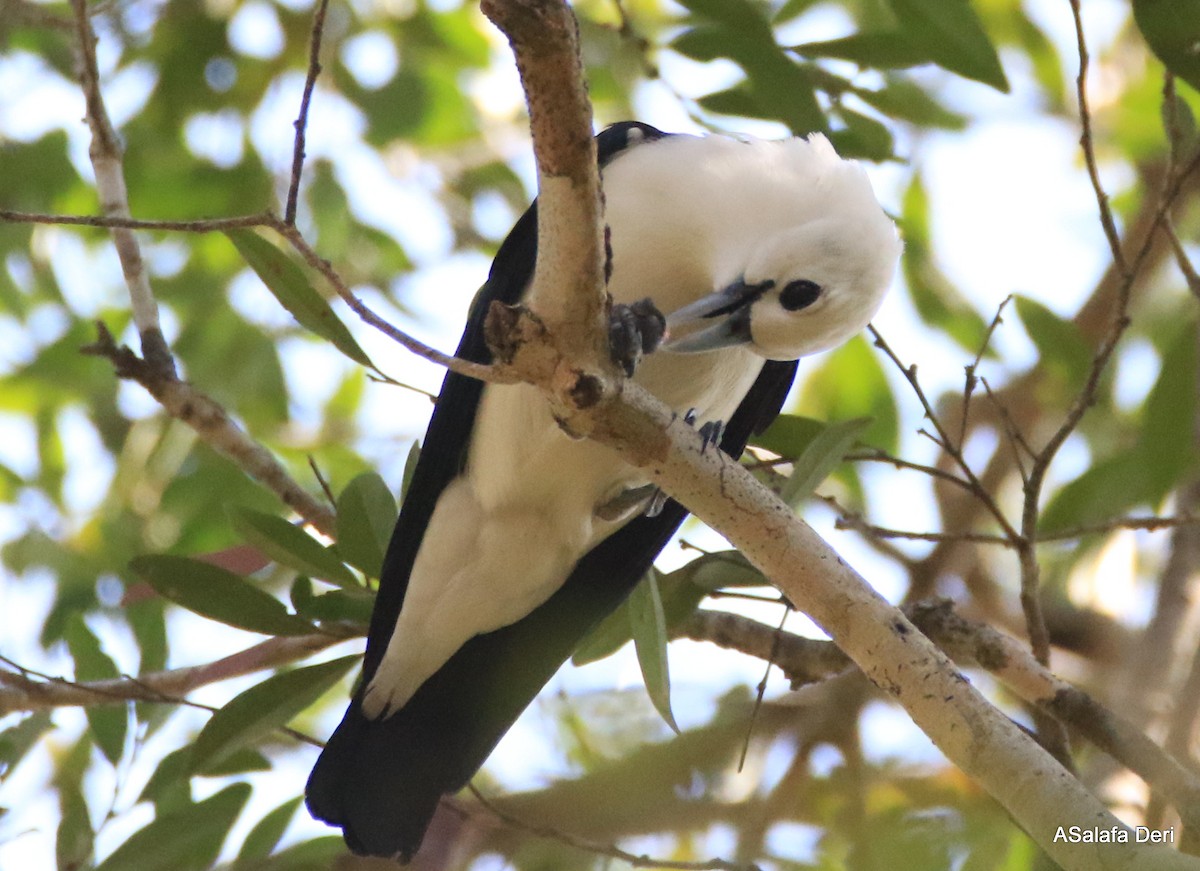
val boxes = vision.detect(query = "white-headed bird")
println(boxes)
[306,122,901,861]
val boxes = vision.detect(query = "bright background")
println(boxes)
[1,0,1195,867]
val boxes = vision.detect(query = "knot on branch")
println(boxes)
[484,300,549,365]
[82,320,177,384]
[484,299,612,417]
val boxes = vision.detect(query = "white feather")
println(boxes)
[362,132,900,718]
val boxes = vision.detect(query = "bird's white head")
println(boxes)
[663,134,901,362]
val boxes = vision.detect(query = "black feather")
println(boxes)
[305,122,795,861]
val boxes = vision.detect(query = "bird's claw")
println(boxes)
[644,488,669,518]
[609,297,667,378]
[683,408,724,454]
[595,483,668,521]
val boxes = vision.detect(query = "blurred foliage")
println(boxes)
[1,0,1199,868]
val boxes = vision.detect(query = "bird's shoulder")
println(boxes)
[596,121,671,167]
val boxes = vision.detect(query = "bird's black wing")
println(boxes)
[306,121,673,858]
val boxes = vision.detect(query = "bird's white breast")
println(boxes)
[364,131,889,717]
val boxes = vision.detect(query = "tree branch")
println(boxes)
[285,0,331,226]
[477,2,1196,864]
[69,0,173,376]
[481,0,610,372]
[0,632,351,715]
[81,323,338,536]
[686,601,1200,836]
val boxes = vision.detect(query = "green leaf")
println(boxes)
[236,797,303,866]
[572,596,635,665]
[1039,452,1148,535]
[629,571,678,734]
[138,747,194,815]
[335,472,397,578]
[1163,89,1199,154]
[774,0,822,24]
[781,417,874,508]
[830,109,895,161]
[685,550,768,593]
[1038,322,1198,536]
[130,555,318,636]
[0,712,53,779]
[748,414,825,458]
[572,552,761,667]
[888,0,1008,91]
[247,836,349,868]
[1014,296,1091,388]
[675,0,775,37]
[672,26,736,63]
[741,55,826,136]
[1134,0,1200,92]
[57,782,94,869]
[227,506,359,589]
[94,783,250,871]
[400,441,421,502]
[224,229,374,369]
[797,335,899,454]
[51,736,95,867]
[854,77,966,130]
[291,575,375,625]
[1138,323,1199,497]
[795,31,931,69]
[191,656,358,772]
[203,747,273,776]
[64,615,126,766]
[698,86,778,122]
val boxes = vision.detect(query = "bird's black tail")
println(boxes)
[304,499,692,861]
[305,698,441,862]
[304,360,797,860]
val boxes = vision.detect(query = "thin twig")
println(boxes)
[269,218,513,385]
[738,604,791,773]
[0,209,274,232]
[1039,514,1200,543]
[826,496,1011,547]
[82,322,339,536]
[843,449,976,493]
[466,784,762,871]
[1017,15,1200,669]
[868,326,1020,542]
[308,455,338,509]
[960,294,1012,445]
[1068,0,1127,276]
[0,632,352,715]
[0,208,502,389]
[1165,221,1200,302]
[285,0,331,226]
[980,377,1033,482]
[69,0,175,375]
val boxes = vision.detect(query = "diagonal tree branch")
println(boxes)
[476,1,1196,866]
[69,0,173,377]
[0,631,352,715]
[81,322,338,536]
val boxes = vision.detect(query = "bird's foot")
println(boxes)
[595,483,663,522]
[609,297,666,377]
[683,408,725,454]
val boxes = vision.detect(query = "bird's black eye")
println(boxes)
[779,279,822,311]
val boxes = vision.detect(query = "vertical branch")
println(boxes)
[1068,0,1127,278]
[480,0,608,368]
[69,0,174,376]
[1013,0,1133,667]
[285,0,331,226]
[64,5,337,535]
